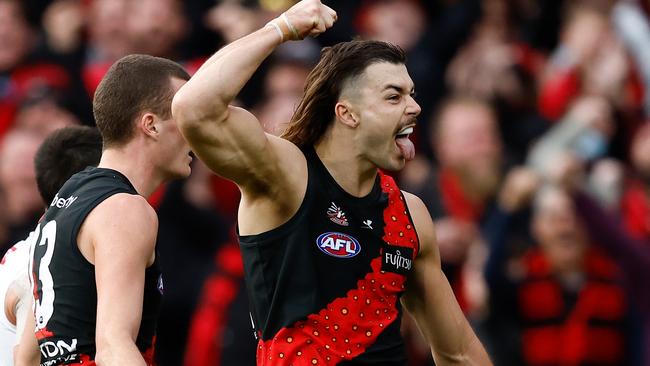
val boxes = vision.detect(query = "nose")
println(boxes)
[407,95,421,118]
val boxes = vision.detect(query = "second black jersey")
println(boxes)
[238,147,419,366]
[30,167,162,366]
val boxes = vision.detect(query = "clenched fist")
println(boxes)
[267,0,337,41]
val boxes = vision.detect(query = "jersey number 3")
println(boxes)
[30,220,58,331]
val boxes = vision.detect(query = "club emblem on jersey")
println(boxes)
[327,202,349,226]
[316,232,361,258]
[157,274,164,295]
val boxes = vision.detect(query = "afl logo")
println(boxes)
[316,232,361,258]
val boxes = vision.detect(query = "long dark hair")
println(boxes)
[281,40,406,147]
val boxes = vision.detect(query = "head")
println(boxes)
[93,54,192,178]
[258,58,312,135]
[127,0,187,58]
[432,97,502,198]
[355,0,426,51]
[282,40,421,171]
[87,0,132,60]
[0,130,45,222]
[34,126,103,206]
[532,186,587,274]
[0,0,34,72]
[14,90,79,138]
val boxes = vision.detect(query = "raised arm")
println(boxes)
[85,194,158,366]
[172,0,336,192]
[401,192,492,365]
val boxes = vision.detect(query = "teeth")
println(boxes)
[396,126,413,137]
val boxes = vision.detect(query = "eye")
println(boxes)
[387,94,400,101]
[410,91,417,99]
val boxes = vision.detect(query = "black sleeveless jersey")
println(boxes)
[30,167,162,366]
[238,147,419,366]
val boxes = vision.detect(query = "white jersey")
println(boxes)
[0,233,34,365]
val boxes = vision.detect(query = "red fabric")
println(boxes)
[210,175,240,219]
[147,184,167,210]
[537,69,580,121]
[184,244,244,366]
[513,42,545,77]
[182,57,209,76]
[438,169,483,222]
[621,181,650,241]
[0,100,16,139]
[519,249,627,365]
[82,61,113,97]
[255,172,418,366]
[10,63,70,98]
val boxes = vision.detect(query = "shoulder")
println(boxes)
[88,193,158,235]
[402,190,436,257]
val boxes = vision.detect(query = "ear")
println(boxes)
[335,101,359,128]
[139,113,159,139]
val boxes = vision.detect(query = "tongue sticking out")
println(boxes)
[396,137,415,161]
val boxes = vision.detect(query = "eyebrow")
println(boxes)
[382,84,415,94]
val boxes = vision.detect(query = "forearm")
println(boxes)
[175,26,281,120]
[407,269,491,365]
[14,304,39,366]
[95,339,146,366]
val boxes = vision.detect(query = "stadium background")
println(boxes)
[1,0,649,365]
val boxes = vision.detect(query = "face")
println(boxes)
[435,101,502,196]
[360,0,425,51]
[0,0,33,71]
[154,77,192,179]
[0,131,45,218]
[89,0,132,60]
[532,189,587,273]
[347,62,421,171]
[127,0,186,57]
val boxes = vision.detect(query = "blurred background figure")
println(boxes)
[0,130,45,253]
[2,0,650,365]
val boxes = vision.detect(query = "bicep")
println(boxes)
[180,105,300,189]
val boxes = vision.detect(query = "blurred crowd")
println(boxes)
[1,0,649,365]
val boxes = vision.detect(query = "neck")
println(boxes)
[315,136,377,198]
[98,145,163,197]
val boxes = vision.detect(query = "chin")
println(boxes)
[377,158,406,172]
[168,165,192,180]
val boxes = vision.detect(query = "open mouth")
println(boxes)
[395,126,414,140]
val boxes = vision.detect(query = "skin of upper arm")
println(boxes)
[401,191,492,365]
[175,104,305,195]
[175,103,308,234]
[89,194,157,361]
[400,191,440,313]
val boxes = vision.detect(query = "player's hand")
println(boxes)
[281,0,337,39]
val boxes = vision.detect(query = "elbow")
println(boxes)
[171,92,198,133]
[172,90,227,136]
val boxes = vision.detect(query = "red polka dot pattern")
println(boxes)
[256,172,419,365]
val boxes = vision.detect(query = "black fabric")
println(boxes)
[238,147,416,365]
[31,167,162,364]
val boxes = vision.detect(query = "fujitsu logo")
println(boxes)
[382,246,414,275]
[50,193,78,209]
[386,250,412,271]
